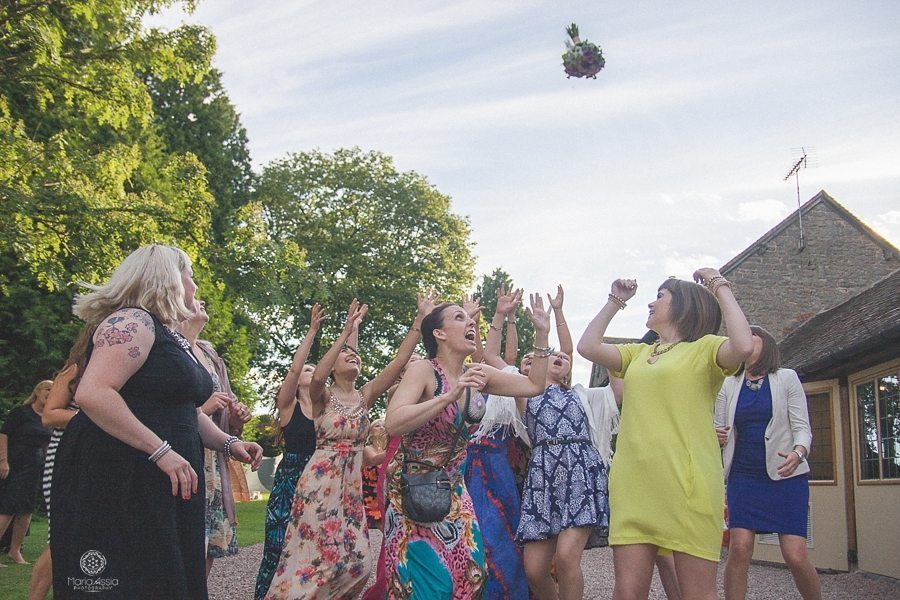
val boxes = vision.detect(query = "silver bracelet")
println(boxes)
[148,441,172,463]
[223,435,240,460]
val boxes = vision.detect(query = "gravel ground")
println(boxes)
[211,530,900,599]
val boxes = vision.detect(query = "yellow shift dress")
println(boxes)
[610,334,736,561]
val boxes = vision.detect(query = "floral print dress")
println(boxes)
[265,392,371,599]
[382,360,485,599]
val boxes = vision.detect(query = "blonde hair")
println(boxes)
[73,245,194,325]
[24,380,53,405]
[368,418,387,451]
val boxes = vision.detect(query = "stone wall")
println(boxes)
[722,197,898,340]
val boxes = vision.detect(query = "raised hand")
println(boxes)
[417,289,440,319]
[462,293,483,320]
[495,284,523,317]
[692,267,722,287]
[547,284,564,311]
[525,293,551,334]
[611,278,638,302]
[341,299,368,335]
[309,302,326,332]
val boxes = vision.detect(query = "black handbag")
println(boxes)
[399,388,470,523]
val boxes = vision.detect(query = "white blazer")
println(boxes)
[715,368,813,481]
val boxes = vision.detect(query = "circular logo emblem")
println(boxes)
[79,550,107,576]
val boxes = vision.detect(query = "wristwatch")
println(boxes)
[792,449,806,463]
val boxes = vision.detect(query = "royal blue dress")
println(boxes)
[465,430,529,600]
[516,385,608,547]
[727,377,808,537]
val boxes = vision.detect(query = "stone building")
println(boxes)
[587,190,900,579]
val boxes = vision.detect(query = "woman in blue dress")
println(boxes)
[513,286,618,600]
[715,326,821,600]
[466,285,533,600]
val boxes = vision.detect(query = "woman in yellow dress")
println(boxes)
[577,269,753,600]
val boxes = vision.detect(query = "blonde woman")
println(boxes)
[50,244,262,599]
[0,380,52,564]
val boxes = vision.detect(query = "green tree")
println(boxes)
[0,1,220,415]
[475,267,535,365]
[234,148,476,398]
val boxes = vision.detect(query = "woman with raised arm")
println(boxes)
[178,299,253,577]
[716,326,821,600]
[577,269,753,600]
[466,284,531,600]
[50,244,262,600]
[515,286,618,600]
[254,304,323,600]
[265,294,434,599]
[383,295,551,599]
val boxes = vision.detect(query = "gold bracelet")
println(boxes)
[556,321,567,327]
[608,293,627,310]
[489,323,501,332]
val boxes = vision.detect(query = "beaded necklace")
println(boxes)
[745,375,766,392]
[647,340,682,364]
[164,325,193,354]
[329,388,366,420]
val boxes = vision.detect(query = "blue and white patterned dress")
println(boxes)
[516,384,609,547]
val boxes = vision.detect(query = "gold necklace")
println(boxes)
[647,340,682,364]
[329,388,366,420]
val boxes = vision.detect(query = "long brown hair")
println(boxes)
[58,324,93,396]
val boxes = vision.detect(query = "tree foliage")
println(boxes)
[235,148,476,396]
[0,1,251,415]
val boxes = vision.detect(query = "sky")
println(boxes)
[150,1,900,385]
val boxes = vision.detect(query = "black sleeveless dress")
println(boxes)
[51,312,213,599]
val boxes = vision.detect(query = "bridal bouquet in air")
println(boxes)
[562,23,605,79]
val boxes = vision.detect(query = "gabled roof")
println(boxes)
[779,268,900,378]
[721,190,899,274]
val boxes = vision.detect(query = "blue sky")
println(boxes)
[151,1,900,384]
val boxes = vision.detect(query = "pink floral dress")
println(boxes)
[265,393,371,599]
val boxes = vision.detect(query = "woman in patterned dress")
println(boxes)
[577,270,752,600]
[266,295,434,599]
[255,304,324,599]
[178,299,253,576]
[383,296,551,599]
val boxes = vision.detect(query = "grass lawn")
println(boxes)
[1,500,268,599]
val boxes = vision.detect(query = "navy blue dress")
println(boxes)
[727,376,808,537]
[516,385,608,548]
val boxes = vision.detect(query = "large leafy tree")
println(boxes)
[0,1,223,414]
[235,148,476,398]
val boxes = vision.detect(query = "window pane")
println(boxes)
[878,374,900,479]
[857,381,879,480]
[806,392,833,480]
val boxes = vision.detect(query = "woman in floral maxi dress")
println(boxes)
[384,297,551,599]
[266,296,435,599]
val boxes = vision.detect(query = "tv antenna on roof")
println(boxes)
[783,147,817,251]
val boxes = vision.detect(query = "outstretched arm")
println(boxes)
[276,303,325,423]
[385,359,467,436]
[361,291,437,407]
[693,268,753,371]
[484,285,522,369]
[548,284,573,371]
[310,300,367,416]
[577,279,638,372]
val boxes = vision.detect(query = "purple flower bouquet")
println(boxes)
[562,23,605,79]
